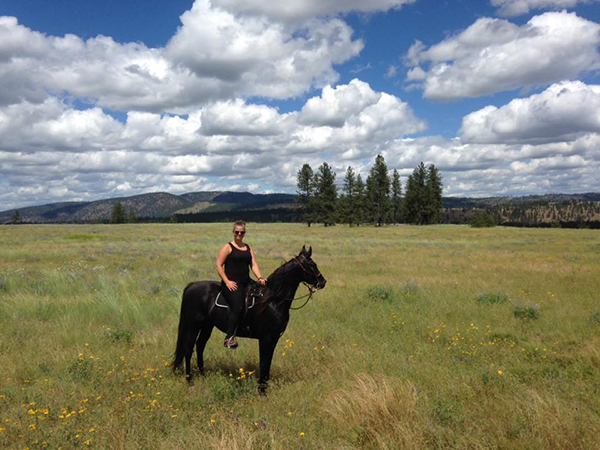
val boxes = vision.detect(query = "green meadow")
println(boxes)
[1,223,599,449]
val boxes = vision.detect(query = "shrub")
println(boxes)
[434,398,461,426]
[104,325,133,345]
[187,267,200,278]
[476,292,509,304]
[590,311,600,327]
[68,357,93,381]
[366,286,394,301]
[402,280,420,296]
[513,304,540,320]
[488,332,519,344]
[470,211,497,228]
[147,284,161,295]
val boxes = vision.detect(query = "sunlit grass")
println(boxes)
[1,223,599,448]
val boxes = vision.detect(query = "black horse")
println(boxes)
[172,246,326,393]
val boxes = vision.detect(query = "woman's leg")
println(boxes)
[222,285,245,339]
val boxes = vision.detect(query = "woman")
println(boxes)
[216,220,266,348]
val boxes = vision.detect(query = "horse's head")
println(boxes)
[295,245,326,289]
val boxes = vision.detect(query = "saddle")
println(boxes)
[215,282,266,310]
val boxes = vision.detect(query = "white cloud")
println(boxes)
[406,11,600,100]
[461,81,600,144]
[6,74,597,209]
[2,1,599,210]
[166,2,364,102]
[491,0,595,17]
[0,17,206,112]
[0,80,427,209]
[211,0,416,22]
[380,134,600,196]
[0,98,124,152]
[385,65,399,79]
[0,0,364,113]
[299,79,382,127]
[200,100,285,136]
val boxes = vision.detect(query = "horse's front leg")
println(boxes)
[258,335,279,395]
[195,325,213,375]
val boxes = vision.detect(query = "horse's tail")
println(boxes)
[172,282,195,372]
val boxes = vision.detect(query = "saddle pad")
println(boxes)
[215,291,256,309]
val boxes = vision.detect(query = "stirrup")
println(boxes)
[224,337,238,349]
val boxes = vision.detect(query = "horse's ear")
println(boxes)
[307,246,312,258]
[300,245,306,255]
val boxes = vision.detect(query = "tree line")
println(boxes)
[296,155,443,226]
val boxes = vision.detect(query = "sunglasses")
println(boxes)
[234,231,246,236]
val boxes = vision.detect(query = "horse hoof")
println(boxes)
[258,383,268,396]
[186,375,194,385]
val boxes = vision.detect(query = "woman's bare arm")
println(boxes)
[250,247,265,285]
[216,244,237,291]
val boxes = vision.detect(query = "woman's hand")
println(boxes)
[259,277,266,286]
[225,280,238,291]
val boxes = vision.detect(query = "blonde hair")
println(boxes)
[233,220,246,231]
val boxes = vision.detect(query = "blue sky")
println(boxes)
[1,0,599,210]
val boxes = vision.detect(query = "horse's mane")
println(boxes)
[259,258,297,305]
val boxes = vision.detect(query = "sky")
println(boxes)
[1,0,600,211]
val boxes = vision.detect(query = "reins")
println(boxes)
[257,256,322,310]
[289,282,318,310]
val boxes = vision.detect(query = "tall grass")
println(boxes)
[1,224,599,449]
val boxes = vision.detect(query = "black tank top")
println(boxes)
[224,242,252,284]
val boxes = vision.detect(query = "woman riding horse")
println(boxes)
[215,220,266,349]
[172,244,326,393]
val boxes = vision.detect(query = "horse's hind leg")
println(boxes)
[184,325,201,383]
[195,325,213,375]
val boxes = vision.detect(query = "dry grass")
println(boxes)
[1,223,599,449]
[325,373,425,449]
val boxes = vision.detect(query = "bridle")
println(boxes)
[288,256,322,310]
[260,256,323,310]
[293,256,322,281]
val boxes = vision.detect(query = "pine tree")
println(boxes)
[354,174,366,226]
[11,210,20,225]
[340,166,357,226]
[296,164,315,227]
[391,169,402,223]
[128,211,137,223]
[403,162,427,224]
[366,154,391,226]
[110,202,126,224]
[313,162,337,226]
[424,164,443,224]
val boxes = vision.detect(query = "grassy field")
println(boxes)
[1,223,599,449]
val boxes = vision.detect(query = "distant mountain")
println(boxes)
[443,193,600,209]
[2,191,599,225]
[443,193,600,227]
[0,191,297,223]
